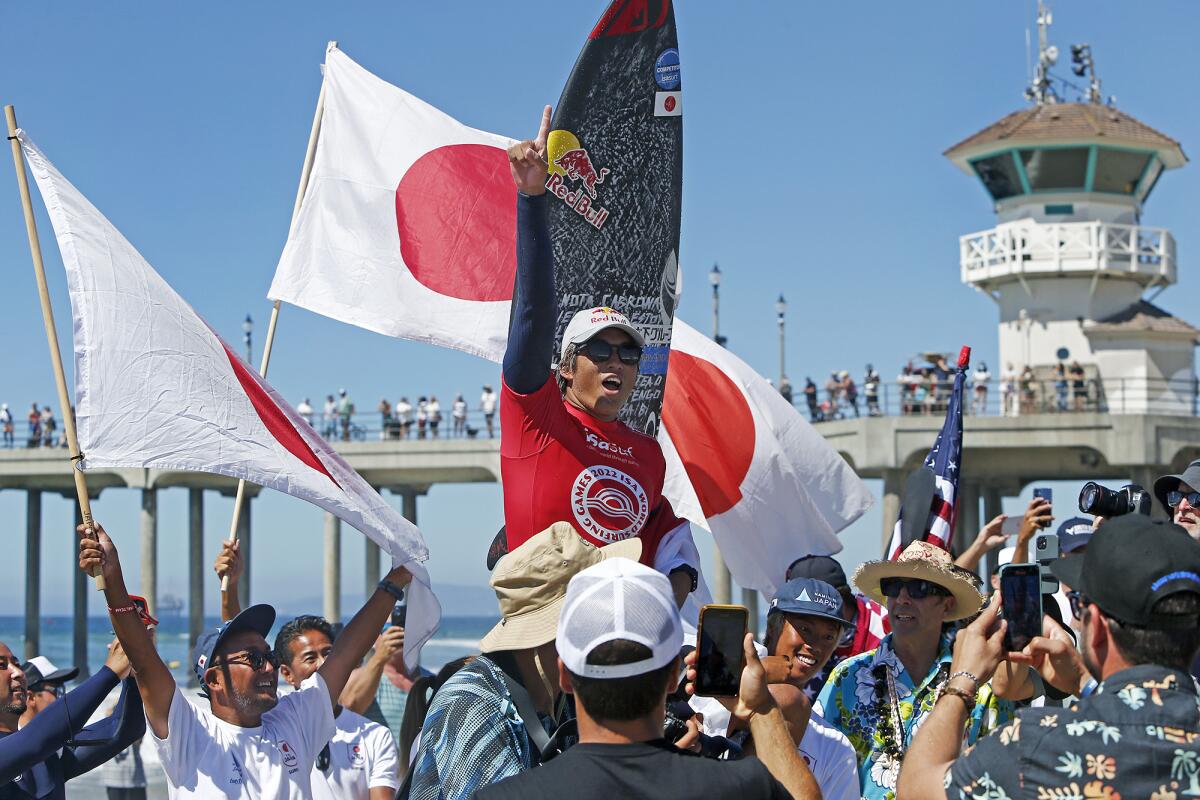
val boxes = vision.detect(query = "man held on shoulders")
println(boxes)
[479,558,821,800]
[502,107,700,607]
[78,521,412,799]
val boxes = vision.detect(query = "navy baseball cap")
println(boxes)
[784,555,849,593]
[768,577,854,631]
[1052,516,1200,629]
[192,604,276,687]
[1056,517,1094,554]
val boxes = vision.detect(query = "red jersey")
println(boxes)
[501,375,683,566]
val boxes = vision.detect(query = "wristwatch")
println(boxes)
[669,565,699,594]
[377,578,406,603]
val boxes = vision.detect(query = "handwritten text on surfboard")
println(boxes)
[546,147,611,230]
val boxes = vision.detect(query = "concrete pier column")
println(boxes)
[983,486,1003,580]
[711,552,732,605]
[73,503,89,678]
[956,482,981,559]
[401,490,418,525]
[188,488,204,687]
[25,490,42,661]
[364,539,380,600]
[140,489,158,614]
[236,498,251,610]
[742,587,759,637]
[881,469,905,553]
[324,513,342,623]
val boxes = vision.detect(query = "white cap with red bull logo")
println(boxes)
[560,306,646,361]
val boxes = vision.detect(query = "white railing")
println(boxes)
[960,220,1175,285]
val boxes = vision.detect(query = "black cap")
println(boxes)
[785,555,849,593]
[21,656,80,691]
[1051,515,1200,628]
[192,604,276,686]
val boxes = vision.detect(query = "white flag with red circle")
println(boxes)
[18,130,440,669]
[269,46,517,362]
[659,319,874,597]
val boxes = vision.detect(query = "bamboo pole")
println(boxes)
[221,42,335,594]
[5,105,105,590]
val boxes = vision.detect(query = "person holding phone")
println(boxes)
[898,515,1200,800]
[478,559,821,800]
[815,542,1013,800]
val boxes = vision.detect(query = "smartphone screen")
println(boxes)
[695,605,748,697]
[1032,487,1052,505]
[1000,564,1042,652]
[391,604,407,628]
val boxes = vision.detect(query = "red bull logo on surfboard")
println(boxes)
[546,130,611,230]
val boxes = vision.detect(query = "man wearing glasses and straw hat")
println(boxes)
[814,542,1014,800]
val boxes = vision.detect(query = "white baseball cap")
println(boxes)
[557,558,682,679]
[560,307,646,361]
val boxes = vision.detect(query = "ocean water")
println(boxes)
[0,613,497,681]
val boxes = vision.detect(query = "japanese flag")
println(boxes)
[269,46,517,362]
[659,319,874,597]
[18,130,440,668]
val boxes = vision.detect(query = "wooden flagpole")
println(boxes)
[222,41,336,594]
[5,104,105,590]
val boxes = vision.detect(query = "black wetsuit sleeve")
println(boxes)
[59,676,146,778]
[0,666,119,784]
[502,192,556,395]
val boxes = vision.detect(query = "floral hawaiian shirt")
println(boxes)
[814,632,1013,800]
[947,664,1200,800]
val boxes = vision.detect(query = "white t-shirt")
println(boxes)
[152,673,336,799]
[310,708,400,800]
[797,712,859,800]
[481,391,497,415]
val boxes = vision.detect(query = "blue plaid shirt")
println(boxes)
[409,656,551,800]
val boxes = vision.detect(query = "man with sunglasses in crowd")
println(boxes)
[77,520,412,799]
[17,657,79,729]
[502,107,699,607]
[0,636,144,796]
[1155,459,1200,542]
[815,542,1013,800]
[898,515,1200,800]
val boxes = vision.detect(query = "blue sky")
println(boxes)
[2,2,1198,615]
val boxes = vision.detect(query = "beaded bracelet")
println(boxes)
[948,670,980,691]
[936,684,976,712]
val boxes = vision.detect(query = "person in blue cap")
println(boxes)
[78,520,413,799]
[763,577,859,800]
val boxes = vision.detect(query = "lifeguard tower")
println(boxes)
[944,2,1196,415]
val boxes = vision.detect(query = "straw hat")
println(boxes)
[853,541,985,622]
[479,522,642,653]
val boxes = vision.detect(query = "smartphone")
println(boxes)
[1033,487,1053,527]
[695,605,748,697]
[391,603,407,628]
[1000,564,1043,652]
[1034,533,1061,595]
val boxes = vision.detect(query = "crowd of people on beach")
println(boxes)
[3,109,1199,800]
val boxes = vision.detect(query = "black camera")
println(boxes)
[1078,482,1152,518]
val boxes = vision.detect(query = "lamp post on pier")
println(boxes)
[708,263,732,605]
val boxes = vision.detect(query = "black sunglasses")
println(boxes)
[879,577,951,600]
[578,339,642,366]
[1167,490,1200,509]
[317,743,331,772]
[212,649,281,672]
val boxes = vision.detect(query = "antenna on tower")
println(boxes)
[1070,43,1104,104]
[1024,0,1059,105]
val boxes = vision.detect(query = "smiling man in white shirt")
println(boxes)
[78,521,412,799]
[274,614,399,800]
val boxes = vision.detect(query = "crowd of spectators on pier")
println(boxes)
[291,386,500,442]
[0,402,62,449]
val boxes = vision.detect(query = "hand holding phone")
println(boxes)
[695,605,749,697]
[1000,564,1043,652]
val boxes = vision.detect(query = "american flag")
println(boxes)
[885,346,970,559]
